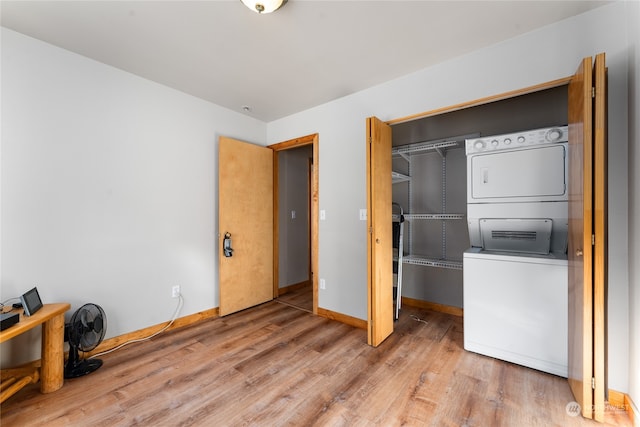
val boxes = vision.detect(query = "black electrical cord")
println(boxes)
[0,297,22,313]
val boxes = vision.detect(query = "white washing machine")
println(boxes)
[463,248,568,377]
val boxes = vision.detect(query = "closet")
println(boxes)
[390,85,568,313]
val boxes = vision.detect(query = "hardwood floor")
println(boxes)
[0,302,631,426]
[276,284,313,312]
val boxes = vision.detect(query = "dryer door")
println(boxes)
[468,144,567,203]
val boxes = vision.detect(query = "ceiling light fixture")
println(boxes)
[240,0,287,14]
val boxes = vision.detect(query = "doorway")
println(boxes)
[270,134,319,314]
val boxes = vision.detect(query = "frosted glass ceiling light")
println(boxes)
[241,0,287,14]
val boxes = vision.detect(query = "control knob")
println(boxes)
[546,128,563,142]
[491,139,499,147]
[517,136,526,143]
[504,138,512,145]
[473,140,486,150]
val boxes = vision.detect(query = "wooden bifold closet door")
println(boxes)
[568,52,607,422]
[366,116,394,347]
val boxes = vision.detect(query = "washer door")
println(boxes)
[468,145,567,203]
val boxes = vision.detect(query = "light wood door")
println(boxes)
[591,53,607,424]
[219,136,273,316]
[366,117,394,346]
[568,53,606,421]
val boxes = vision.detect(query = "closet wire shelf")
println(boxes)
[392,254,463,270]
[392,171,410,184]
[392,213,465,271]
[403,256,463,270]
[393,213,464,221]
[391,133,475,273]
[392,140,460,156]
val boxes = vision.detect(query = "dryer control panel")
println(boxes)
[465,126,568,154]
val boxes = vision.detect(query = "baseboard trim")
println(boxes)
[609,389,636,425]
[317,307,367,330]
[401,297,463,317]
[87,307,219,357]
[7,307,220,374]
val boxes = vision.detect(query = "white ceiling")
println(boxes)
[1,1,609,122]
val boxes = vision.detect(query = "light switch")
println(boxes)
[291,210,296,219]
[320,210,326,220]
[359,209,367,221]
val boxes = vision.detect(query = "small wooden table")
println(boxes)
[0,303,71,398]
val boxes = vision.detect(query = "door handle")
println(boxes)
[223,232,234,257]
[575,248,583,257]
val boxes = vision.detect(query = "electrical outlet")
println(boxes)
[320,279,326,290]
[172,285,180,298]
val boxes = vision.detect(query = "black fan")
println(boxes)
[64,303,107,379]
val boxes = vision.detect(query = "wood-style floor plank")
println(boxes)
[0,299,631,426]
[276,284,313,313]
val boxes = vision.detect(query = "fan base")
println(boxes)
[64,358,103,379]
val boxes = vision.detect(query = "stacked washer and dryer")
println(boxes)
[463,126,569,377]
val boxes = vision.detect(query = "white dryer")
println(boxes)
[466,125,569,255]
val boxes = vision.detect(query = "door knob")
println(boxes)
[575,249,583,257]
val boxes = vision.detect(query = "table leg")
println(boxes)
[40,313,65,393]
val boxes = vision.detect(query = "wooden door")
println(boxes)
[592,53,607,424]
[219,136,273,316]
[568,53,607,421]
[366,117,394,346]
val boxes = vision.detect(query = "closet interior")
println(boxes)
[390,85,568,313]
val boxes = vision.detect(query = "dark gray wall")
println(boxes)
[278,145,312,287]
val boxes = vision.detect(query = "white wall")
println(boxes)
[267,1,635,393]
[0,28,266,366]
[626,0,640,420]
